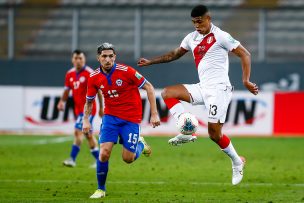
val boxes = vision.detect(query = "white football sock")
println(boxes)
[222,143,243,166]
[170,102,185,121]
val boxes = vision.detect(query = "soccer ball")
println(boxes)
[177,113,198,135]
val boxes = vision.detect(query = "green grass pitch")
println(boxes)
[0,135,303,202]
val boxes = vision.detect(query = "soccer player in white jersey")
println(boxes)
[137,5,259,185]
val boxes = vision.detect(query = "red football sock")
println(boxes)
[163,98,185,121]
[217,134,231,149]
[164,98,180,109]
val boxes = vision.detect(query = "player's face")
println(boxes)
[97,50,116,72]
[191,14,211,35]
[72,53,86,70]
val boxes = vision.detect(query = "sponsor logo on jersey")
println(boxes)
[130,145,135,150]
[79,76,85,83]
[70,78,73,82]
[198,46,205,54]
[116,79,123,86]
[135,72,143,80]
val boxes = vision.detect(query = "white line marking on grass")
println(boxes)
[32,137,73,145]
[0,179,303,187]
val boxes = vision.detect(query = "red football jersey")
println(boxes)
[86,63,146,123]
[64,66,97,116]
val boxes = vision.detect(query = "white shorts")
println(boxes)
[184,83,233,123]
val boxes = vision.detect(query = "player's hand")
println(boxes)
[57,100,65,111]
[82,118,91,136]
[244,81,259,95]
[150,112,160,128]
[137,58,152,67]
[99,108,104,118]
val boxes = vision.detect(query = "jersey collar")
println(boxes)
[100,63,116,85]
[75,65,86,78]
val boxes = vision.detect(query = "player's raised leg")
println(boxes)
[208,122,245,185]
[120,121,151,163]
[63,129,83,167]
[161,84,197,145]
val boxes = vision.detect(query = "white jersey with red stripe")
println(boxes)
[180,23,240,88]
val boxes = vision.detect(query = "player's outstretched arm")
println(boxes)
[142,81,160,128]
[57,89,69,111]
[97,90,104,117]
[137,47,187,67]
[232,45,259,95]
[83,100,93,135]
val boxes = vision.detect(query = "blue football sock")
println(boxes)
[134,141,144,160]
[96,160,108,191]
[90,148,99,160]
[70,144,80,161]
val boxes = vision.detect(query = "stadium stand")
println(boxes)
[1,0,304,61]
[60,0,245,7]
[0,8,7,58]
[266,10,304,59]
[278,0,304,7]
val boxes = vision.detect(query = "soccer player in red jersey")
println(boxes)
[138,5,259,185]
[83,43,160,198]
[57,50,103,167]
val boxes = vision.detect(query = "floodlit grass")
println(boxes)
[0,135,303,202]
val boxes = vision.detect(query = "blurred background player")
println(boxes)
[83,43,160,198]
[57,49,103,167]
[138,5,259,185]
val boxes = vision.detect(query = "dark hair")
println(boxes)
[72,49,85,56]
[191,5,208,18]
[97,42,116,55]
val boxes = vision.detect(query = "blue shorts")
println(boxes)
[99,115,140,153]
[75,113,94,131]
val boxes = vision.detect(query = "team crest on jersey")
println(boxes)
[207,36,213,44]
[135,72,142,80]
[100,85,104,89]
[116,79,123,86]
[79,76,85,83]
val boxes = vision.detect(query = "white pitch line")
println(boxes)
[31,137,73,145]
[0,179,303,187]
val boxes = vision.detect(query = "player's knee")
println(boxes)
[122,155,135,164]
[161,87,173,100]
[85,132,93,139]
[99,149,110,162]
[123,158,134,164]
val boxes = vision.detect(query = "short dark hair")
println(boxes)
[72,49,85,56]
[97,43,116,55]
[191,5,208,18]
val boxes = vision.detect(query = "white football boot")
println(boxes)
[62,158,76,167]
[139,136,152,157]
[90,189,106,198]
[168,134,197,146]
[232,156,246,185]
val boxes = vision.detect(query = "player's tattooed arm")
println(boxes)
[97,90,104,117]
[137,47,187,66]
[142,81,161,128]
[57,89,69,111]
[83,100,93,135]
[232,45,259,95]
